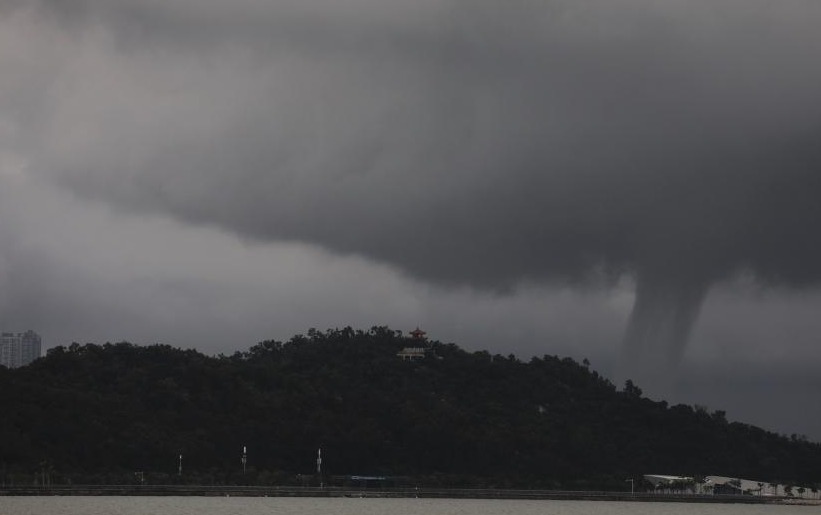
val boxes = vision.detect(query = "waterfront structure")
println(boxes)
[645,474,816,498]
[643,475,697,493]
[0,330,42,368]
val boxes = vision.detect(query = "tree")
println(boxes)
[3,328,821,488]
[623,379,642,398]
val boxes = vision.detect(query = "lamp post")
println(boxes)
[316,448,323,488]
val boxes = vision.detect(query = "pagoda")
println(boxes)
[409,327,427,341]
[397,327,429,361]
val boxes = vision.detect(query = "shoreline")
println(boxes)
[1,485,818,505]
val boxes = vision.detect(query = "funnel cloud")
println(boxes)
[3,1,821,400]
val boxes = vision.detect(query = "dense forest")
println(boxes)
[1,327,820,490]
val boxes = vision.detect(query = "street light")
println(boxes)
[316,448,323,488]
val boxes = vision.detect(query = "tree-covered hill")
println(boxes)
[1,327,819,489]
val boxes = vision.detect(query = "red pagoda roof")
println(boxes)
[409,327,427,339]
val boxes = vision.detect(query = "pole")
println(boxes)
[178,454,182,476]
[242,446,247,475]
[316,448,322,488]
[627,478,634,495]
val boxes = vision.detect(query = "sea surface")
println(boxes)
[0,497,813,515]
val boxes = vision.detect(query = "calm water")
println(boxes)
[0,497,814,515]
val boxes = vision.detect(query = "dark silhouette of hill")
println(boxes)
[1,327,819,490]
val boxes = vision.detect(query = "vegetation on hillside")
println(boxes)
[1,327,819,489]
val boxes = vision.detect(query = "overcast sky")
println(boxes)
[2,0,821,440]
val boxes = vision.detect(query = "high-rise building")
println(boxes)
[0,330,42,369]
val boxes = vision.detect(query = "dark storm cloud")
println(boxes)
[6,1,821,388]
[0,175,436,354]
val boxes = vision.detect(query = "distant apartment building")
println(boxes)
[0,330,42,369]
